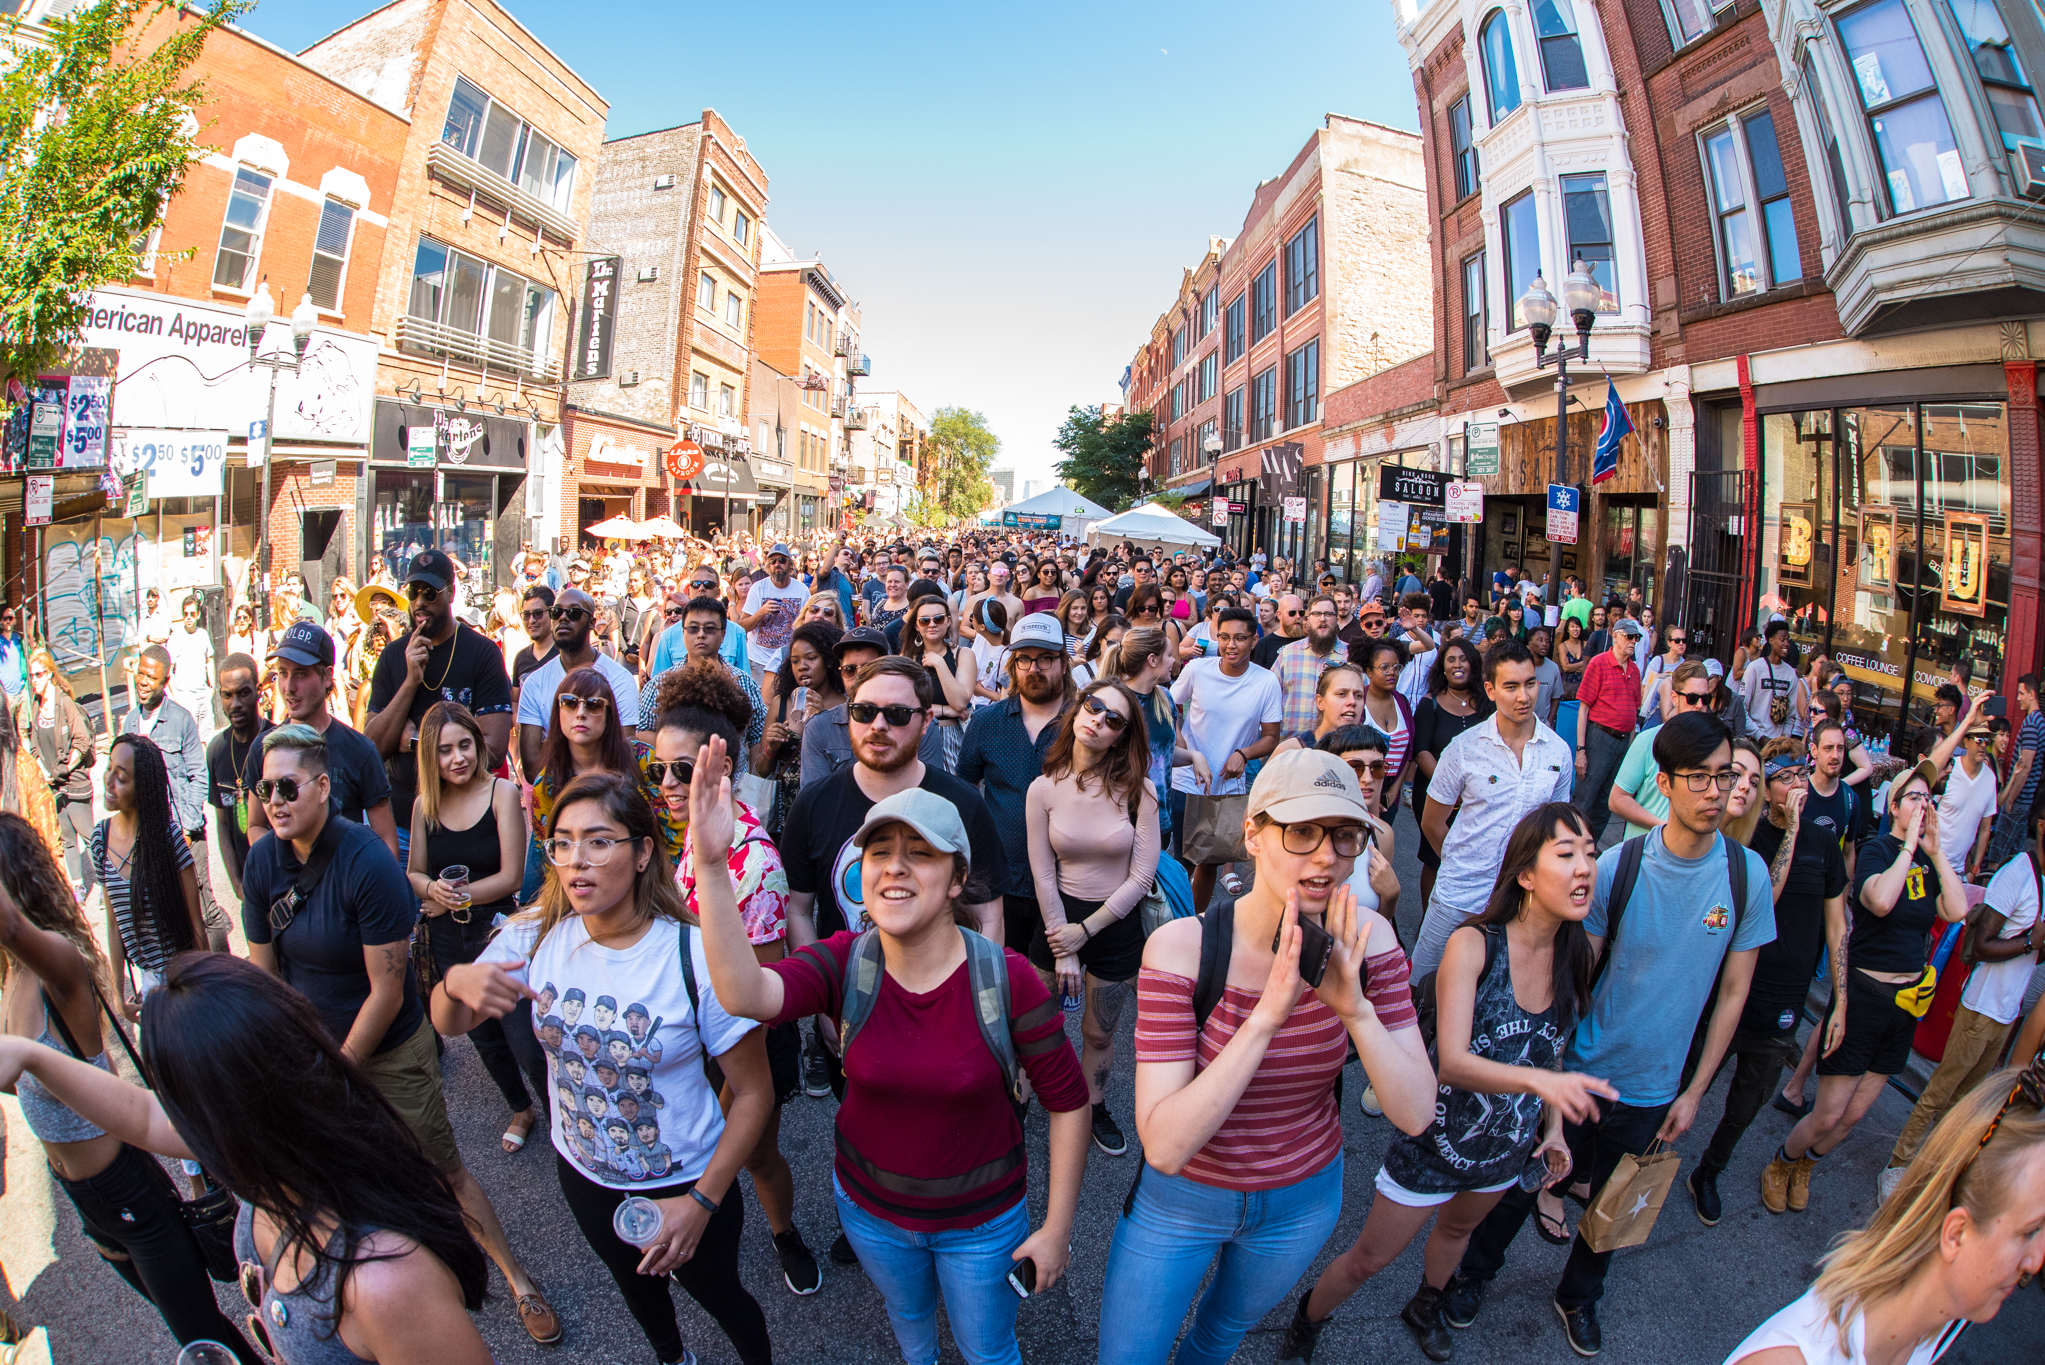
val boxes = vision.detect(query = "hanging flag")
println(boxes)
[1592,382,1632,485]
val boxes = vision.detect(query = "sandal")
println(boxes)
[1534,1194,1573,1245]
[502,1109,537,1154]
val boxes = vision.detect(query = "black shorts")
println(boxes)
[765,1020,801,1106]
[1002,893,1041,954]
[1025,895,1147,983]
[1816,968,1920,1079]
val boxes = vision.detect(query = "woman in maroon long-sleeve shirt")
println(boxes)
[688,736,1090,1365]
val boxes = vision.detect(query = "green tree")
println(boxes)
[1052,405,1155,510]
[923,406,999,525]
[0,0,250,388]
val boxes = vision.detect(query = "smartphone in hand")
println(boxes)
[1006,1258,1036,1299]
[1273,917,1336,989]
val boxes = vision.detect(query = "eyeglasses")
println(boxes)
[253,776,312,804]
[550,606,591,623]
[405,583,442,602]
[1275,822,1367,857]
[542,835,643,866]
[1671,769,1740,791]
[1081,695,1130,731]
[1012,653,1063,671]
[1346,758,1386,781]
[848,702,924,726]
[1978,1056,2044,1150]
[558,694,610,716]
[646,759,694,786]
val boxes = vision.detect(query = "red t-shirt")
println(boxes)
[1134,947,1416,1190]
[1577,652,1642,734]
[767,931,1088,1230]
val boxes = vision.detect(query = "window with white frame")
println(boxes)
[1561,174,1619,311]
[405,236,556,368]
[733,209,751,246]
[1501,191,1542,329]
[1481,10,1523,123]
[1836,0,1968,214]
[305,198,356,311]
[212,167,271,290]
[724,289,744,328]
[441,76,578,212]
[1662,0,1735,49]
[1532,0,1590,91]
[1702,108,1803,298]
[719,383,735,417]
[691,371,709,409]
[708,184,727,225]
[1945,0,2045,152]
[1202,287,1219,336]
[698,272,717,311]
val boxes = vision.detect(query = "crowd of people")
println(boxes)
[0,523,2040,1365]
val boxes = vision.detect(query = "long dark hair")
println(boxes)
[1040,680,1151,813]
[142,954,488,1312]
[538,667,637,792]
[109,734,197,958]
[0,811,110,998]
[774,620,845,710]
[1467,802,1595,1025]
[1428,636,1488,702]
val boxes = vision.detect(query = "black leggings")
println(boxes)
[56,1143,261,1365]
[429,911,547,1113]
[554,1153,772,1365]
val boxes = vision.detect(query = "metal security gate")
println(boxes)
[1685,468,1748,665]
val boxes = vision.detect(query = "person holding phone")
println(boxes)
[1097,749,1435,1365]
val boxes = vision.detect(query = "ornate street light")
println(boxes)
[245,285,318,628]
[1519,259,1601,612]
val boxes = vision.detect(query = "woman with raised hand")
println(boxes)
[407,701,543,1155]
[1281,803,1615,1362]
[1,951,490,1364]
[690,746,1090,1365]
[92,733,212,1017]
[648,660,824,1297]
[1723,1057,2044,1364]
[0,817,260,1363]
[1027,678,1160,1159]
[1097,749,1436,1365]
[436,771,777,1365]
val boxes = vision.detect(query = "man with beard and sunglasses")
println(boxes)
[206,652,274,900]
[515,586,641,777]
[799,626,946,785]
[365,549,514,842]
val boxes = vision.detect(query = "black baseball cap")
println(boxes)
[833,627,891,658]
[406,548,455,592]
[269,620,335,668]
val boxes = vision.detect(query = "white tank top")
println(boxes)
[1720,1287,1965,1365]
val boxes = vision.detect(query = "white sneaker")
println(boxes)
[1878,1165,1905,1204]
[1359,1083,1383,1116]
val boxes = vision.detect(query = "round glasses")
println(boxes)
[542,836,643,866]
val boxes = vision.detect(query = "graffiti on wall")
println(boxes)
[43,520,140,677]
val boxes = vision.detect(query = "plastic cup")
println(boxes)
[613,1195,663,1247]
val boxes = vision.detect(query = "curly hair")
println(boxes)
[109,733,199,961]
[653,656,748,754]
[0,812,111,998]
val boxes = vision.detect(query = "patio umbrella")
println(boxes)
[638,513,688,539]
[586,514,646,539]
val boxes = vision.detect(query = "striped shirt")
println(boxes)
[1135,947,1417,1190]
[1270,637,1349,737]
[91,816,194,977]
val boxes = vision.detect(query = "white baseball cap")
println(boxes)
[1008,612,1065,653]
[1247,749,1369,825]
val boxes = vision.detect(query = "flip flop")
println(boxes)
[501,1111,536,1154]
[1534,1198,1573,1245]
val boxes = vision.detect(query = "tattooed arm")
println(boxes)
[1767,789,1804,903]
[345,938,413,1067]
[1819,892,1850,1057]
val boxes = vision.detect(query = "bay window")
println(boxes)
[440,75,578,213]
[1561,173,1620,311]
[1837,0,1968,214]
[1501,191,1542,330]
[1482,11,1523,123]
[404,235,556,374]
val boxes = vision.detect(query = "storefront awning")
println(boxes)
[679,454,760,502]
[1173,476,1213,498]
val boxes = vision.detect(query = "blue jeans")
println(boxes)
[833,1176,1028,1365]
[1098,1155,1344,1365]
[519,834,545,904]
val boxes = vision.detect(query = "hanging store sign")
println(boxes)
[665,439,704,481]
[1378,465,1446,507]
[1444,481,1484,522]
[574,257,621,381]
[1465,421,1500,476]
[1940,511,1990,617]
[110,428,229,498]
[1776,502,1816,587]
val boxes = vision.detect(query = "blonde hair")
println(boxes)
[416,702,487,830]
[802,592,846,627]
[1812,1067,2045,1352]
[1112,626,1169,678]
[28,649,74,698]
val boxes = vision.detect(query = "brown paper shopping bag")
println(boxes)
[1579,1140,1681,1253]
[1180,793,1250,866]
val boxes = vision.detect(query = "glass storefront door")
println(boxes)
[373,471,434,582]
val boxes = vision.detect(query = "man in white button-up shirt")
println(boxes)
[1413,637,1575,975]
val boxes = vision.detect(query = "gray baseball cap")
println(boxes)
[851,789,971,866]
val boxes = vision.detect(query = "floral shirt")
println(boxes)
[679,800,788,946]
[532,739,685,863]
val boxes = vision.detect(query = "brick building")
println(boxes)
[756,230,862,531]
[561,109,769,542]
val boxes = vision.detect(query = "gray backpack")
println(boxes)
[839,926,1023,1104]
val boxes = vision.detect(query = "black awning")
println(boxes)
[682,454,759,500]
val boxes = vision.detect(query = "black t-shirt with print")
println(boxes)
[207,720,275,881]
[369,621,514,825]
[1748,817,1847,1020]
[1847,833,1945,974]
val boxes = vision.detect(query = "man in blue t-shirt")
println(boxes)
[1448,712,1774,1358]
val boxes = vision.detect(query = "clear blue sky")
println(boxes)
[252,0,1423,487]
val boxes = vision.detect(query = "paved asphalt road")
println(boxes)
[3,796,2041,1365]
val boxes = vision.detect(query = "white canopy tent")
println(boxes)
[1088,501,1223,551]
[997,487,1113,539]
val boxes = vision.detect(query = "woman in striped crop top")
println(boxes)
[1097,748,1436,1365]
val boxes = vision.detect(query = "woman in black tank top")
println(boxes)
[407,703,546,1153]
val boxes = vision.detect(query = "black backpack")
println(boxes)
[1409,925,1503,1057]
[1591,832,1750,991]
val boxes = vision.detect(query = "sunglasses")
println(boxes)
[1675,689,1716,705]
[848,702,924,726]
[1082,695,1130,731]
[559,694,610,715]
[406,583,442,602]
[916,614,949,628]
[254,776,312,804]
[688,581,718,593]
[1346,758,1386,781]
[646,759,694,786]
[551,606,591,623]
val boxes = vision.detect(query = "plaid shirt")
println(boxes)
[1271,637,1350,737]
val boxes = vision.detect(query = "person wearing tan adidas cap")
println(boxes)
[1097,747,1437,1365]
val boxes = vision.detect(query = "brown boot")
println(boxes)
[1760,1155,1794,1214]
[1786,1155,1817,1212]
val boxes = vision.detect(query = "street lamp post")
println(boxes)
[1519,259,1601,615]
[244,283,317,629]
[1202,432,1223,548]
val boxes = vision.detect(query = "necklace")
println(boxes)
[229,728,260,833]
[424,623,460,692]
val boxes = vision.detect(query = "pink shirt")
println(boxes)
[1024,772,1161,927]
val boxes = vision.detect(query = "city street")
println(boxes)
[3,797,2038,1365]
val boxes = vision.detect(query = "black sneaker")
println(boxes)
[1090,1103,1128,1157]
[802,1035,832,1099]
[1441,1270,1486,1329]
[774,1228,821,1295]
[1275,1290,1328,1362]
[828,1231,860,1266]
[1555,1300,1602,1357]
[1688,1167,1723,1227]
[1399,1281,1455,1362]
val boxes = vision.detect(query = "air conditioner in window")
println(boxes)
[2015,141,2045,198]
[653,174,676,190]
[637,266,658,282]
[619,371,640,386]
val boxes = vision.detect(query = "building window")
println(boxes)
[1197,419,1217,465]
[405,236,556,372]
[1170,437,1183,476]
[1450,97,1479,199]
[1481,10,1523,124]
[1172,326,1186,367]
[1703,109,1803,298]
[1561,173,1619,311]
[1202,287,1219,335]
[1804,56,1858,237]
[305,198,355,311]
[733,210,751,246]
[1946,0,2045,151]
[1501,191,1541,330]
[1200,351,1218,402]
[708,184,726,225]
[1225,295,1245,363]
[719,383,735,417]
[698,272,717,311]
[1225,388,1244,450]
[1837,0,1968,214]
[725,290,744,327]
[1284,340,1319,429]
[441,76,577,212]
[1171,383,1184,421]
[1462,251,1489,371]
[1663,0,1732,47]
[691,372,709,409]
[211,167,271,291]
[1284,217,1319,316]
[1533,0,1590,90]
[1250,367,1277,442]
[1250,262,1278,343]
